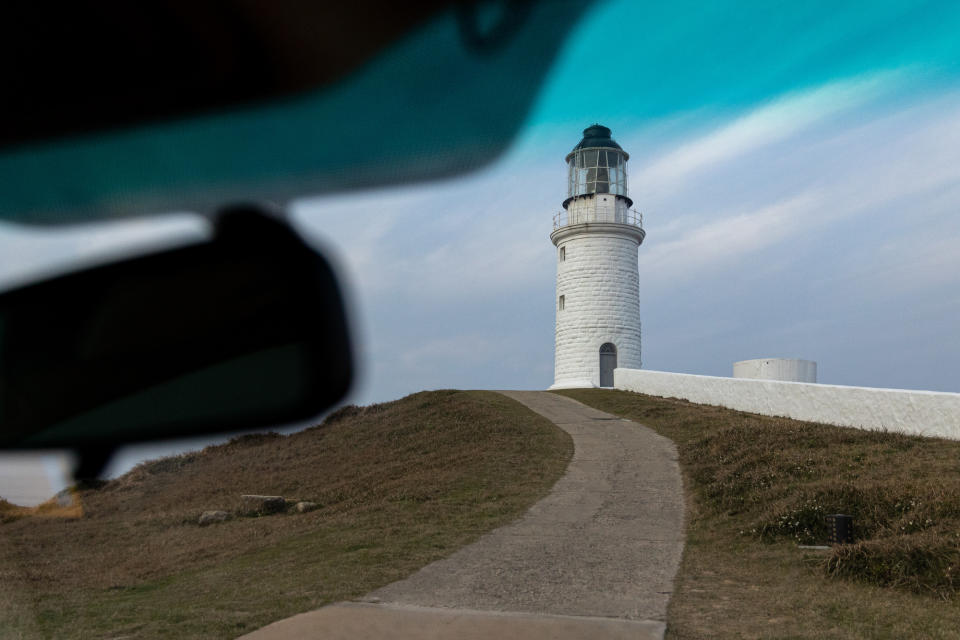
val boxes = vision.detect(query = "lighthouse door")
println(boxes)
[599,343,617,387]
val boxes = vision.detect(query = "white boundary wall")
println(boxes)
[614,368,960,441]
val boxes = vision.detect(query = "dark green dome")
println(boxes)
[571,124,622,151]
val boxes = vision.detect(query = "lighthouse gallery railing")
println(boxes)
[553,208,643,230]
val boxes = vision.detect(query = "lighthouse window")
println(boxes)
[567,147,628,198]
[558,295,565,310]
[595,167,609,193]
[559,246,566,261]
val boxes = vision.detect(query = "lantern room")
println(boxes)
[564,124,631,207]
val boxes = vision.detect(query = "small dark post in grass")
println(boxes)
[827,514,854,544]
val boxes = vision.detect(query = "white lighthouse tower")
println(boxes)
[549,124,645,389]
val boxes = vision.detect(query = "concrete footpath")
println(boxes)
[240,391,685,640]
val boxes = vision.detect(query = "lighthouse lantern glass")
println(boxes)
[567,148,627,199]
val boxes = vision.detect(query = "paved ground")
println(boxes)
[241,391,685,640]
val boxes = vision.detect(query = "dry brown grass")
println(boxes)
[0,390,572,639]
[556,388,960,639]
[0,494,83,522]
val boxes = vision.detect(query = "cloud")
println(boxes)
[638,192,821,291]
[633,71,901,196]
[634,85,960,391]
[634,84,960,295]
[293,153,561,304]
[0,214,207,291]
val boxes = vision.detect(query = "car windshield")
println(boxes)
[3,1,960,638]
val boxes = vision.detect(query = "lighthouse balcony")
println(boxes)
[552,206,643,230]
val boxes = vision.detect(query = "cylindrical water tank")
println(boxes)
[732,358,817,383]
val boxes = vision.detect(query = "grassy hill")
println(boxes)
[0,390,572,639]
[558,388,960,639]
[7,386,956,639]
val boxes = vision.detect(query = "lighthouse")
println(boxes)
[549,124,645,389]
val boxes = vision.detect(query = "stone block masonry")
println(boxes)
[615,368,960,441]
[552,226,642,387]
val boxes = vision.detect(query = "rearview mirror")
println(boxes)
[0,204,352,476]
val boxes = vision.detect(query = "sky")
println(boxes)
[3,0,960,502]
